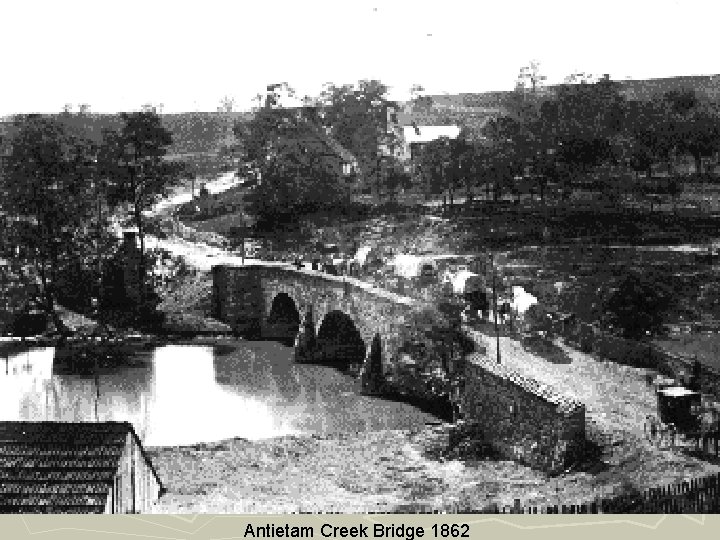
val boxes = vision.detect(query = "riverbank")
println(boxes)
[146,420,719,514]
[141,327,720,514]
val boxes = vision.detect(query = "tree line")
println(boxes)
[0,108,184,334]
[231,69,720,222]
[232,80,410,223]
[414,68,720,208]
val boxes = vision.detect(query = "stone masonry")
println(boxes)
[212,263,425,378]
[212,263,587,472]
[462,353,586,474]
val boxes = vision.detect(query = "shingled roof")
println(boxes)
[0,421,161,514]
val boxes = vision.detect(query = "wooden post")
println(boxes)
[490,253,500,364]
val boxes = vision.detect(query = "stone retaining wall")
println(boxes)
[462,353,586,473]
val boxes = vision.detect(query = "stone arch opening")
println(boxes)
[315,310,366,370]
[266,293,301,346]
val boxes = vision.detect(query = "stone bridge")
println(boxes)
[210,262,589,473]
[211,263,431,391]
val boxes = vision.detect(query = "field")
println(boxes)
[656,333,720,371]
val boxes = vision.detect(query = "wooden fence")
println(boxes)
[443,472,720,514]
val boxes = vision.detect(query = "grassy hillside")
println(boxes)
[0,111,252,156]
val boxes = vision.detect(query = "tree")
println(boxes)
[622,98,674,180]
[218,95,235,113]
[524,303,554,335]
[409,84,434,110]
[97,109,183,315]
[318,80,400,200]
[480,67,552,204]
[602,270,673,339]
[0,115,99,334]
[673,101,720,175]
[401,305,473,392]
[416,136,452,205]
[476,120,524,203]
[384,166,412,201]
[412,130,480,210]
[697,281,720,317]
[446,133,478,208]
[557,274,608,326]
[516,60,547,94]
[537,75,626,180]
[234,106,349,224]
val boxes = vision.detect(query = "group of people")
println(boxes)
[285,251,364,278]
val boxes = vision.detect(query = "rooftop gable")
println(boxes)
[402,125,461,144]
[0,421,162,514]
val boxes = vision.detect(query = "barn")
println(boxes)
[0,421,163,514]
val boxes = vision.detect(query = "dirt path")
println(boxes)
[150,171,245,217]
[467,330,658,437]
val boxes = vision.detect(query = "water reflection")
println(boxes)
[0,342,438,446]
[147,345,300,446]
[0,347,55,423]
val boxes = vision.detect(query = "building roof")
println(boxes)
[262,108,358,166]
[0,421,162,514]
[402,125,461,144]
[392,108,493,141]
[308,124,358,164]
[658,386,700,398]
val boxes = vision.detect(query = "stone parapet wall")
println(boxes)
[211,263,422,364]
[462,353,586,473]
[212,262,471,418]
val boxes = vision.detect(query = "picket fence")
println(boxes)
[445,472,720,514]
[394,473,720,514]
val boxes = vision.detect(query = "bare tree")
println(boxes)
[218,95,236,113]
[516,60,547,93]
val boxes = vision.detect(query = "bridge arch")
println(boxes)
[266,292,301,346]
[315,310,366,371]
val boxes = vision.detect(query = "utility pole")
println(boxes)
[93,156,104,331]
[376,151,383,204]
[490,252,501,364]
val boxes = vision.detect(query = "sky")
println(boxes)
[1,0,718,116]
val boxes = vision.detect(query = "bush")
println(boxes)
[99,256,165,332]
[603,270,673,339]
[53,260,99,315]
[395,306,474,396]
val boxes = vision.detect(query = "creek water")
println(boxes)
[0,341,438,447]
